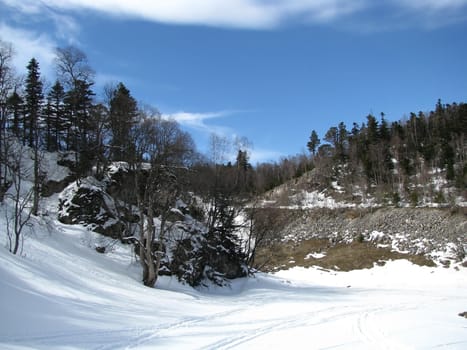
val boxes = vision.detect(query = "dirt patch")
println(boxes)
[254,238,435,272]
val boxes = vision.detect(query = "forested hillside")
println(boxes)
[304,101,466,206]
[1,38,466,287]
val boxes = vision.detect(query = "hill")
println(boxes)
[248,172,466,271]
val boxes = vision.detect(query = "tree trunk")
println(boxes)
[32,145,40,216]
[143,212,157,287]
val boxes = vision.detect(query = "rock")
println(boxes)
[278,207,467,263]
[42,175,75,197]
[169,230,247,287]
[57,169,247,287]
[58,177,135,239]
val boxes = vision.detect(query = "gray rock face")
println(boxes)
[280,207,466,263]
[57,177,133,239]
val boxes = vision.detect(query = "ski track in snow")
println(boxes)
[1,215,467,349]
[3,284,465,350]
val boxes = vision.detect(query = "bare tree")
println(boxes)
[5,142,34,254]
[55,46,94,89]
[0,39,16,201]
[55,46,97,176]
[244,205,289,269]
[209,133,230,165]
[131,115,194,287]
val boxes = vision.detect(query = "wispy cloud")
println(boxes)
[164,110,234,136]
[1,1,80,43]
[47,11,80,44]
[163,110,284,162]
[0,0,43,14]
[0,23,57,78]
[391,0,467,22]
[395,0,467,11]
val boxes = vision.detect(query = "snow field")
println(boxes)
[1,211,466,349]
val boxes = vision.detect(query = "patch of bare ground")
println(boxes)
[254,239,435,272]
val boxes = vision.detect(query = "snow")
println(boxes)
[369,230,385,242]
[42,151,71,182]
[1,199,466,349]
[289,190,355,209]
[305,252,326,259]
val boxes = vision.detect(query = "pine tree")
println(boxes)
[337,122,348,160]
[109,82,138,162]
[24,58,43,148]
[7,89,23,138]
[24,58,44,215]
[45,80,66,151]
[63,79,95,175]
[307,130,320,156]
[366,114,379,145]
[378,114,394,184]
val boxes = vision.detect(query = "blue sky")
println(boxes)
[1,0,467,163]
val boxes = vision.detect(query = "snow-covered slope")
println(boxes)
[1,209,466,349]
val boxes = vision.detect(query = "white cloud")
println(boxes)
[0,1,80,44]
[394,0,467,11]
[163,110,283,162]
[47,12,80,44]
[7,0,366,29]
[0,0,43,14]
[164,110,233,136]
[389,0,467,29]
[0,23,57,78]
[3,0,466,31]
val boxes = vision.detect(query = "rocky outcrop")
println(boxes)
[275,207,466,264]
[42,175,75,197]
[57,165,247,286]
[57,177,135,239]
[169,231,247,287]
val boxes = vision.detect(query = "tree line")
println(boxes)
[0,38,312,199]
[307,101,466,203]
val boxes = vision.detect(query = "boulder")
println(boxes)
[58,177,135,239]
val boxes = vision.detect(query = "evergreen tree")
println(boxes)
[7,89,23,138]
[379,113,390,142]
[109,82,138,162]
[378,114,394,184]
[24,58,44,215]
[366,114,379,145]
[324,123,347,161]
[235,149,252,193]
[24,58,43,148]
[45,80,66,151]
[55,45,96,176]
[307,130,320,156]
[337,122,348,160]
[64,79,95,174]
